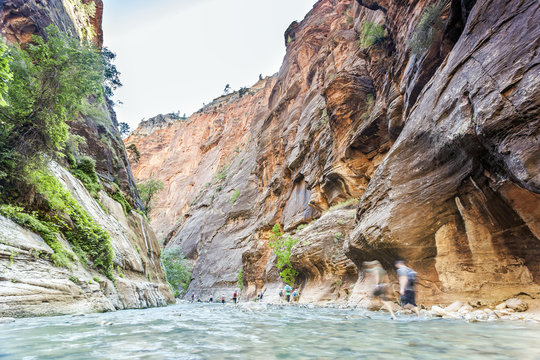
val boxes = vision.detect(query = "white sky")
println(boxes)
[103,0,316,129]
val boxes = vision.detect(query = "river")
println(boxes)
[1,303,539,359]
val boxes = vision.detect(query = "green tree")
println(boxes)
[101,46,122,98]
[161,245,192,296]
[118,122,130,136]
[0,25,105,195]
[237,268,244,290]
[126,143,140,163]
[138,178,164,212]
[268,223,299,286]
[0,42,12,106]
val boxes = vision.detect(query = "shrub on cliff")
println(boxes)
[127,144,141,163]
[408,0,448,54]
[0,204,73,268]
[268,224,299,287]
[0,42,12,107]
[161,245,192,297]
[71,156,102,198]
[237,268,244,290]
[230,189,240,204]
[138,179,164,213]
[30,170,115,279]
[357,21,386,49]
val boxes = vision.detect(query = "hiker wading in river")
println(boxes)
[363,260,396,320]
[395,259,420,317]
[284,284,292,302]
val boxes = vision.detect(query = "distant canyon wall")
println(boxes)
[127,0,540,305]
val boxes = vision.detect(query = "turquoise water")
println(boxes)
[1,303,539,359]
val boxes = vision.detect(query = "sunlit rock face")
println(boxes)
[128,0,540,305]
[0,164,173,317]
[0,0,174,316]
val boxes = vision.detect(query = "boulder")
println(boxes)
[505,298,528,312]
[431,305,448,317]
[458,305,473,314]
[444,301,463,312]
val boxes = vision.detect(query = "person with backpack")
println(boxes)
[395,259,420,317]
[284,284,292,302]
[363,260,396,320]
[232,291,237,304]
[221,295,225,304]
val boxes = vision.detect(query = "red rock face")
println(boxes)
[0,0,103,46]
[129,0,540,305]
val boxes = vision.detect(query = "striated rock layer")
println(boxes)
[128,0,540,306]
[0,0,174,316]
[0,163,173,317]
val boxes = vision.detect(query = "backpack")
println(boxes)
[407,268,417,286]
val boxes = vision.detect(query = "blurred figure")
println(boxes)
[221,295,226,304]
[284,284,292,302]
[233,291,238,304]
[363,260,396,320]
[395,259,420,317]
[209,295,214,303]
[292,289,298,302]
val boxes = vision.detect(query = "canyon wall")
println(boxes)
[0,0,174,317]
[127,0,540,306]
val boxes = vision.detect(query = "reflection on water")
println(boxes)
[0,303,539,359]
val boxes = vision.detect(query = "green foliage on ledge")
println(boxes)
[110,184,132,216]
[268,224,299,287]
[237,268,244,290]
[30,170,115,279]
[357,21,386,49]
[0,204,73,268]
[230,189,240,204]
[0,42,12,106]
[408,0,447,54]
[71,156,102,199]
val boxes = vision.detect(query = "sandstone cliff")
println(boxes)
[0,0,174,317]
[127,0,540,307]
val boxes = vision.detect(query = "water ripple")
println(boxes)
[0,303,539,359]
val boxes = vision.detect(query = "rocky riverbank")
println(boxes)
[191,297,540,323]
